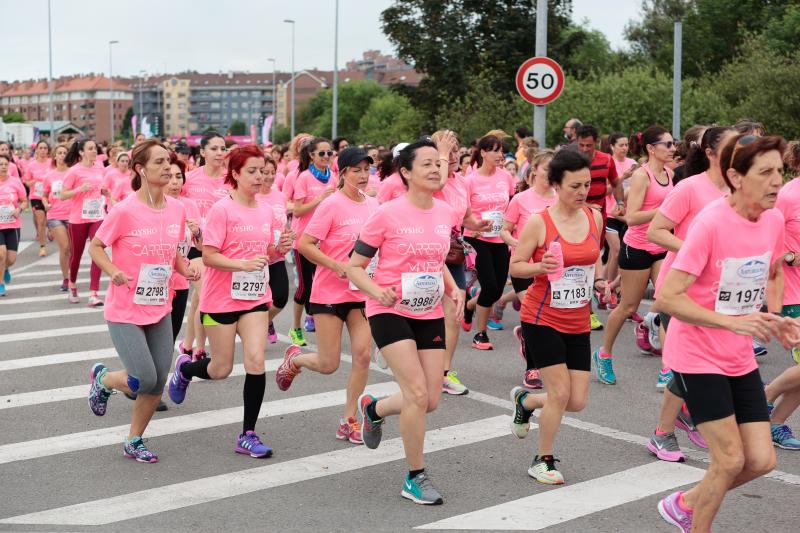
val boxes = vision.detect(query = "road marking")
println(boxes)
[0,290,106,305]
[417,461,706,531]
[0,315,190,344]
[0,380,399,465]
[0,278,78,291]
[0,306,102,324]
[0,347,113,372]
[12,267,88,279]
[0,415,509,525]
[11,252,91,274]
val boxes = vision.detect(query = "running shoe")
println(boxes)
[628,311,644,323]
[192,348,207,360]
[510,386,534,438]
[167,354,192,404]
[178,341,193,357]
[513,325,526,362]
[472,331,493,350]
[335,416,363,445]
[753,337,768,357]
[462,287,478,328]
[486,317,504,330]
[3,269,9,284]
[304,315,316,332]
[492,302,505,321]
[358,393,384,449]
[68,287,79,304]
[657,368,673,391]
[528,456,564,485]
[460,318,473,332]
[523,369,543,389]
[643,312,662,350]
[87,292,104,307]
[401,471,443,505]
[38,245,47,257]
[594,290,607,310]
[235,430,273,458]
[60,279,69,292]
[657,491,693,533]
[289,327,307,347]
[675,408,708,449]
[372,345,389,369]
[123,436,158,463]
[442,371,469,395]
[0,284,6,297]
[88,362,112,416]
[592,348,616,385]
[635,323,655,355]
[771,424,800,450]
[647,431,685,462]
[791,347,800,365]
[590,313,604,331]
[267,322,277,344]
[275,344,302,391]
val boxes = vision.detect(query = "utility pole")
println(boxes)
[672,21,683,140]
[332,0,339,139]
[47,0,54,144]
[533,0,547,146]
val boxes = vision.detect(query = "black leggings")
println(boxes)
[293,249,316,313]
[269,260,289,310]
[171,289,190,343]
[464,237,510,308]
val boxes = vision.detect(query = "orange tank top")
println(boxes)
[519,207,601,334]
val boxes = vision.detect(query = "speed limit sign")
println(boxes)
[515,57,565,105]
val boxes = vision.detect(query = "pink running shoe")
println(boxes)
[647,431,685,462]
[523,368,543,389]
[335,417,363,445]
[513,325,526,362]
[657,491,694,532]
[275,345,302,391]
[634,323,655,355]
[629,311,644,323]
[675,409,708,449]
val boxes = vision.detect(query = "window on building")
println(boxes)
[178,102,186,109]
[178,113,186,120]
[166,103,171,109]
[231,102,239,109]
[231,113,239,119]
[210,102,220,109]
[241,102,250,109]
[178,92,186,98]
[210,91,221,97]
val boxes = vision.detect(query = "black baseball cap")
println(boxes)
[337,147,373,170]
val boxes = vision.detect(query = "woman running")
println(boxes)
[256,156,291,344]
[656,134,793,532]
[42,144,72,292]
[592,126,675,385]
[0,142,20,179]
[462,135,516,350]
[508,150,604,485]
[169,145,290,459]
[102,151,133,207]
[645,126,734,462]
[376,143,409,204]
[86,139,197,463]
[61,139,106,306]
[0,154,28,296]
[351,140,464,505]
[24,140,51,257]
[501,150,556,390]
[276,147,377,445]
[289,137,338,344]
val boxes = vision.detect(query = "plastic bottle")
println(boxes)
[547,241,564,281]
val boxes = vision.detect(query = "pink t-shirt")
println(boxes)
[0,177,27,230]
[606,157,636,212]
[654,172,727,296]
[62,164,106,224]
[95,195,186,326]
[43,168,71,221]
[504,187,557,239]
[434,173,470,227]
[377,173,405,204]
[464,168,515,243]
[305,191,378,305]
[366,173,381,196]
[357,196,459,320]
[171,196,202,291]
[256,189,288,265]
[102,167,132,203]
[184,166,231,223]
[292,169,338,248]
[282,168,300,203]
[623,164,673,254]
[7,162,19,179]
[775,178,800,306]
[273,172,286,192]
[200,196,275,313]
[24,159,52,200]
[662,198,784,376]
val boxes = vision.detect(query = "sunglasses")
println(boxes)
[651,140,675,149]
[728,135,758,170]
[315,150,334,157]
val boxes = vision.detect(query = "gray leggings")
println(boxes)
[108,315,174,395]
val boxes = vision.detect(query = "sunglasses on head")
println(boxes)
[728,135,758,170]
[315,150,334,157]
[651,140,675,149]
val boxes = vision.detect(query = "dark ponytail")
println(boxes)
[683,126,733,179]
[377,151,395,180]
[629,125,669,159]
[64,138,94,167]
[469,135,502,167]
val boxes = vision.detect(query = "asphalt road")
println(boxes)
[1,216,798,533]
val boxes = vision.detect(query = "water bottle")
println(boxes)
[547,241,564,281]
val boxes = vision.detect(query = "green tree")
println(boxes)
[272,123,292,144]
[228,120,246,136]
[296,80,388,141]
[2,112,25,123]
[357,93,423,145]
[119,107,134,141]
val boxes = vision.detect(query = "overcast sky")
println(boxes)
[1,0,643,81]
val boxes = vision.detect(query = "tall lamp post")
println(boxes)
[283,19,296,139]
[332,0,339,139]
[108,40,119,142]
[47,0,54,144]
[267,58,276,143]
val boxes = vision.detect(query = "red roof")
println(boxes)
[1,76,132,97]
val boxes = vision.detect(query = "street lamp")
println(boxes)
[267,58,276,143]
[138,70,146,134]
[108,40,119,142]
[47,0,54,144]
[332,0,339,139]
[283,19,295,139]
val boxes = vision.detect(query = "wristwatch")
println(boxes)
[785,252,796,266]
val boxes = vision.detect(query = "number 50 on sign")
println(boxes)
[515,57,565,105]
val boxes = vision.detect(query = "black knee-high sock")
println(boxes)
[243,373,266,433]
[180,358,211,380]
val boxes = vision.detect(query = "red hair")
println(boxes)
[225,144,266,188]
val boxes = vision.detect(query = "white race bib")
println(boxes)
[51,180,63,196]
[715,253,770,315]
[133,264,171,305]
[550,265,594,309]
[396,272,444,315]
[481,210,504,238]
[177,227,191,258]
[82,197,105,220]
[0,205,14,224]
[33,182,44,197]
[231,269,269,300]
[350,253,379,291]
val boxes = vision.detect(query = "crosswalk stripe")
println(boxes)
[0,347,113,372]
[0,415,509,526]
[12,268,88,279]
[0,279,79,291]
[0,324,109,343]
[0,380,400,466]
[0,290,106,305]
[0,306,102,324]
[417,461,706,531]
